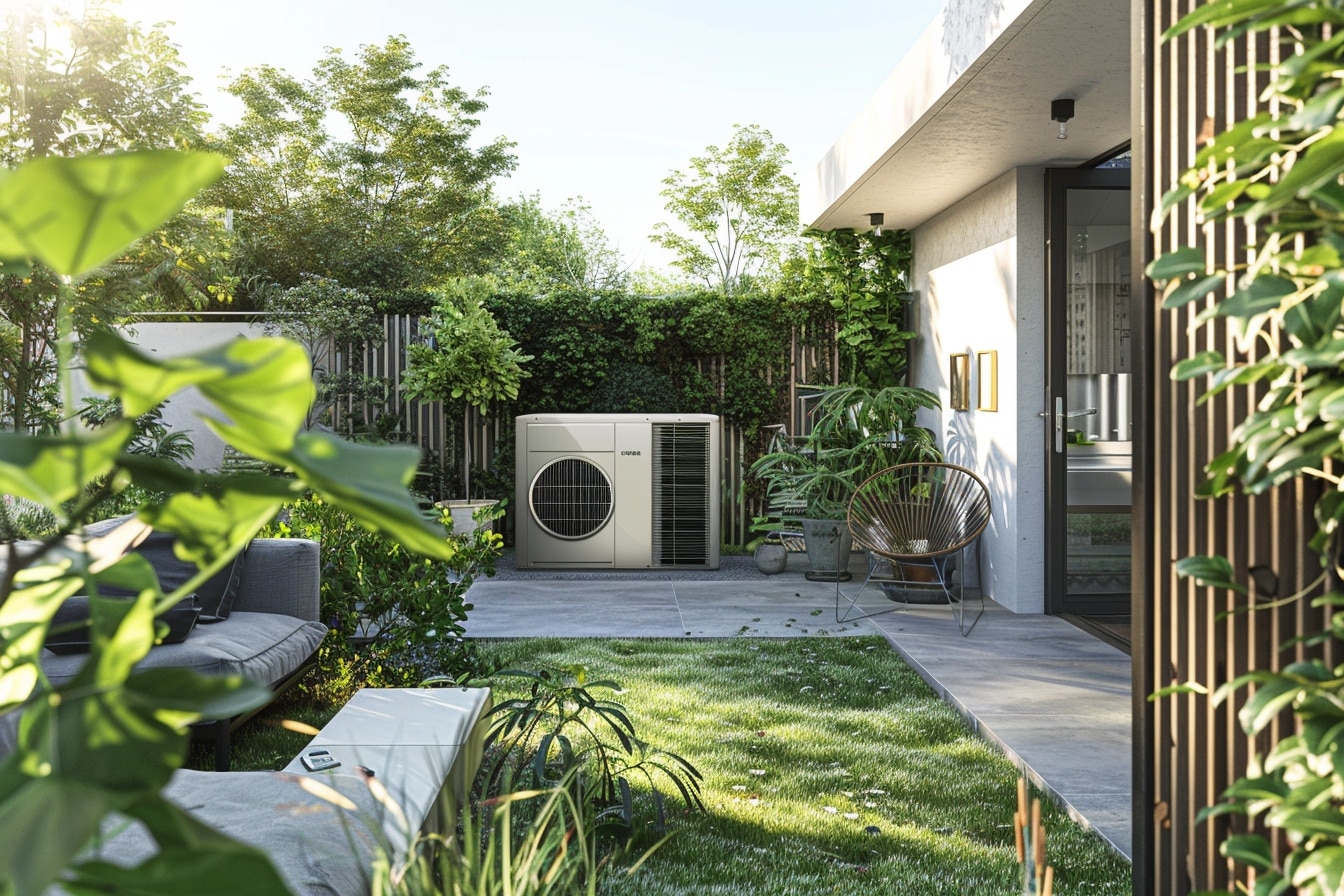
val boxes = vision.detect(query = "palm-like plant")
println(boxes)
[467,664,704,838]
[749,384,942,523]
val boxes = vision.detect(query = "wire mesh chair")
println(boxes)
[836,462,992,635]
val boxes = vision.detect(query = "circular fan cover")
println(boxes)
[529,457,614,539]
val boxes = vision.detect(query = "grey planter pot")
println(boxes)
[801,518,853,582]
[753,542,788,575]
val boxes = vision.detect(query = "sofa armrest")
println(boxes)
[233,538,321,622]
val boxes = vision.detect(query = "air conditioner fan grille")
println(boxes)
[530,457,614,539]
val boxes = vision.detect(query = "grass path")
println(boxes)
[475,637,1131,896]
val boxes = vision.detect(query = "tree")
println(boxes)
[261,276,394,435]
[0,2,231,433]
[208,36,518,302]
[650,124,799,294]
[495,194,628,293]
[403,278,532,498]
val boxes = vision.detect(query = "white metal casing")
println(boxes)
[515,413,721,570]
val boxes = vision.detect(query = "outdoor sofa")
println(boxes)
[0,524,328,769]
[0,523,495,896]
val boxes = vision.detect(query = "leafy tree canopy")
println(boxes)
[0,2,231,434]
[207,35,518,303]
[494,194,628,294]
[650,124,799,295]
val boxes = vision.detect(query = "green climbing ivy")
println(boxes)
[798,227,916,387]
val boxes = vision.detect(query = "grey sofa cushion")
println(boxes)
[98,529,247,623]
[233,539,321,622]
[42,613,326,688]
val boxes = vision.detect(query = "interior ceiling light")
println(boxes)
[868,212,884,236]
[1052,98,1075,140]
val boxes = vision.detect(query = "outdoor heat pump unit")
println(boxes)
[515,413,720,570]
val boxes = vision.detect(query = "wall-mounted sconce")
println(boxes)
[976,350,998,412]
[950,353,970,411]
[1052,98,1075,140]
[868,212,884,236]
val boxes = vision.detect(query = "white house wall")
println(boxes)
[910,168,1046,614]
[94,321,269,471]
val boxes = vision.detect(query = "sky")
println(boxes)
[111,0,946,273]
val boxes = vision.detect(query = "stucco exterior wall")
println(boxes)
[909,167,1046,613]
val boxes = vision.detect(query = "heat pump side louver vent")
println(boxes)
[530,457,614,539]
[651,422,711,566]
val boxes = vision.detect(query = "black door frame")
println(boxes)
[1044,166,1132,615]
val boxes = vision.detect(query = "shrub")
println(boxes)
[264,496,500,686]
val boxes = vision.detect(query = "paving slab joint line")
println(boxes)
[669,582,689,635]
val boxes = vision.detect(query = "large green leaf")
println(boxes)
[0,151,226,278]
[1251,129,1344,220]
[284,431,455,560]
[0,423,132,506]
[1222,833,1274,871]
[0,574,84,711]
[1173,351,1227,381]
[63,793,294,896]
[1163,0,1285,38]
[0,777,116,896]
[1147,246,1208,281]
[1217,274,1298,318]
[1292,846,1344,893]
[1162,273,1226,310]
[125,668,271,722]
[69,848,292,896]
[81,332,314,452]
[1175,555,1247,593]
[139,488,292,588]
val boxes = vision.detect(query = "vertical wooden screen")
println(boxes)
[1135,1,1336,891]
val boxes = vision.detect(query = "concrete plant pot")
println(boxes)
[753,541,788,575]
[437,499,497,536]
[801,518,853,582]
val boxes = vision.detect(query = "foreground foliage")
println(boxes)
[1148,2,1344,893]
[266,495,500,687]
[471,663,703,842]
[0,150,457,896]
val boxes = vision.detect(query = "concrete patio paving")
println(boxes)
[463,558,1133,860]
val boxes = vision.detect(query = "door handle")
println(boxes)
[1041,399,1098,453]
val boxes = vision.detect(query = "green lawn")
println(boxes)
[208,636,1131,895]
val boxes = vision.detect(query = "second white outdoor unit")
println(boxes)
[515,413,720,570]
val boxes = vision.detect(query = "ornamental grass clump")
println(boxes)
[455,663,704,847]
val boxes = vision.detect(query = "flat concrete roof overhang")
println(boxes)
[803,0,1131,233]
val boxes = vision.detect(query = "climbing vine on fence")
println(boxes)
[1147,3,1344,893]
[486,289,822,433]
[797,227,916,387]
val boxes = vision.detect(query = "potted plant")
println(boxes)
[402,279,532,511]
[748,384,942,581]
